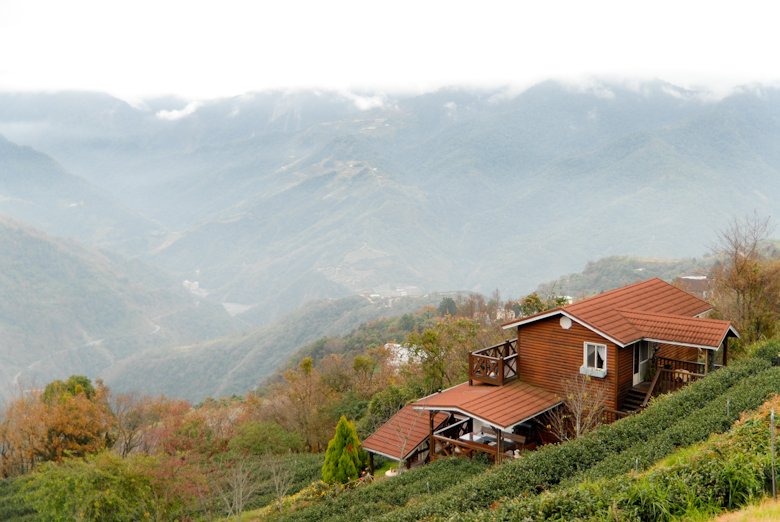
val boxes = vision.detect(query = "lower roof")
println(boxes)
[413,380,562,430]
[362,405,449,461]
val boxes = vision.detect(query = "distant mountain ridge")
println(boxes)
[1,81,779,325]
[0,215,238,401]
[0,134,169,255]
[100,293,443,402]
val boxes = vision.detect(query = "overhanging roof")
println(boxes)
[501,278,736,349]
[413,380,562,431]
[362,405,449,461]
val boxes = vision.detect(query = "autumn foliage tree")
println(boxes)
[710,215,780,345]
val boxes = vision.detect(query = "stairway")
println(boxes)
[622,383,650,412]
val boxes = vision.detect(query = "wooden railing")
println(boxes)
[657,368,705,394]
[469,339,518,386]
[655,356,704,374]
[602,408,633,424]
[640,367,705,408]
[432,418,495,460]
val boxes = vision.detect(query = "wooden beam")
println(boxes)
[429,410,435,463]
[704,349,711,375]
[496,429,502,465]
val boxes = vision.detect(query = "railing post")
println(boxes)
[469,353,473,386]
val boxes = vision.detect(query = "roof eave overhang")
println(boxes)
[362,447,406,462]
[413,401,563,431]
[503,309,628,348]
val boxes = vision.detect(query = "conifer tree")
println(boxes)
[321,416,367,484]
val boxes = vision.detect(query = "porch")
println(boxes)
[620,355,725,413]
[469,339,518,386]
[429,417,539,464]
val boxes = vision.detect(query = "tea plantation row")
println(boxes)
[274,358,772,522]
[446,392,780,521]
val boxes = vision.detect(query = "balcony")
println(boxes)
[469,339,518,386]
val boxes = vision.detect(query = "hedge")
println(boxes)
[273,457,489,522]
[0,477,39,522]
[564,366,780,485]
[448,391,780,522]
[368,358,771,522]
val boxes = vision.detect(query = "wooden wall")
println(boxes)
[656,343,700,362]
[515,316,620,410]
[616,345,634,407]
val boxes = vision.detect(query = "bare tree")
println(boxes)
[710,214,780,344]
[111,391,150,458]
[214,454,266,521]
[265,453,296,514]
[545,374,609,442]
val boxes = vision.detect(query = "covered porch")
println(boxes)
[414,379,561,464]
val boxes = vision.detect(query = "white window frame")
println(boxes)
[580,342,608,378]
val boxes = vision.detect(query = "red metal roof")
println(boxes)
[617,309,736,349]
[502,278,730,347]
[362,405,449,461]
[413,380,561,430]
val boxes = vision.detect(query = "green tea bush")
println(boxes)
[0,477,39,522]
[566,366,780,484]
[449,392,780,522]
[750,338,780,366]
[371,358,770,522]
[274,457,488,522]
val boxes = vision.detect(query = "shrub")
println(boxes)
[750,337,780,365]
[451,393,780,522]
[322,416,368,484]
[276,457,489,522]
[371,358,771,522]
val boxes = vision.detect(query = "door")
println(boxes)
[633,342,650,386]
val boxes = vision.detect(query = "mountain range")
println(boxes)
[1,79,780,399]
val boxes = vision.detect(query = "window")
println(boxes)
[581,342,607,378]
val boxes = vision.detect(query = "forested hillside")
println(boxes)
[0,215,237,401]
[101,293,443,401]
[0,134,168,255]
[539,254,711,297]
[2,82,779,324]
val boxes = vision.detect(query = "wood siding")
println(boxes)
[616,345,634,407]
[656,343,700,362]
[516,316,619,410]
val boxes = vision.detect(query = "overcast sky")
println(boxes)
[1,0,779,102]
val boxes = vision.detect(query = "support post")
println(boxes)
[429,410,435,462]
[704,349,710,375]
[723,338,729,367]
[496,428,502,465]
[369,453,374,476]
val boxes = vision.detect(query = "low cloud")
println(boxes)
[156,101,203,121]
[340,91,387,110]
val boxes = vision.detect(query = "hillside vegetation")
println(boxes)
[0,134,168,256]
[0,215,237,401]
[101,293,443,401]
[540,254,711,297]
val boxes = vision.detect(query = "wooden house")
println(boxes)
[362,278,739,471]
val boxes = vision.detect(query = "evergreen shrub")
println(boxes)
[322,416,368,484]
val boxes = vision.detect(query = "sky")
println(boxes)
[1,0,780,102]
